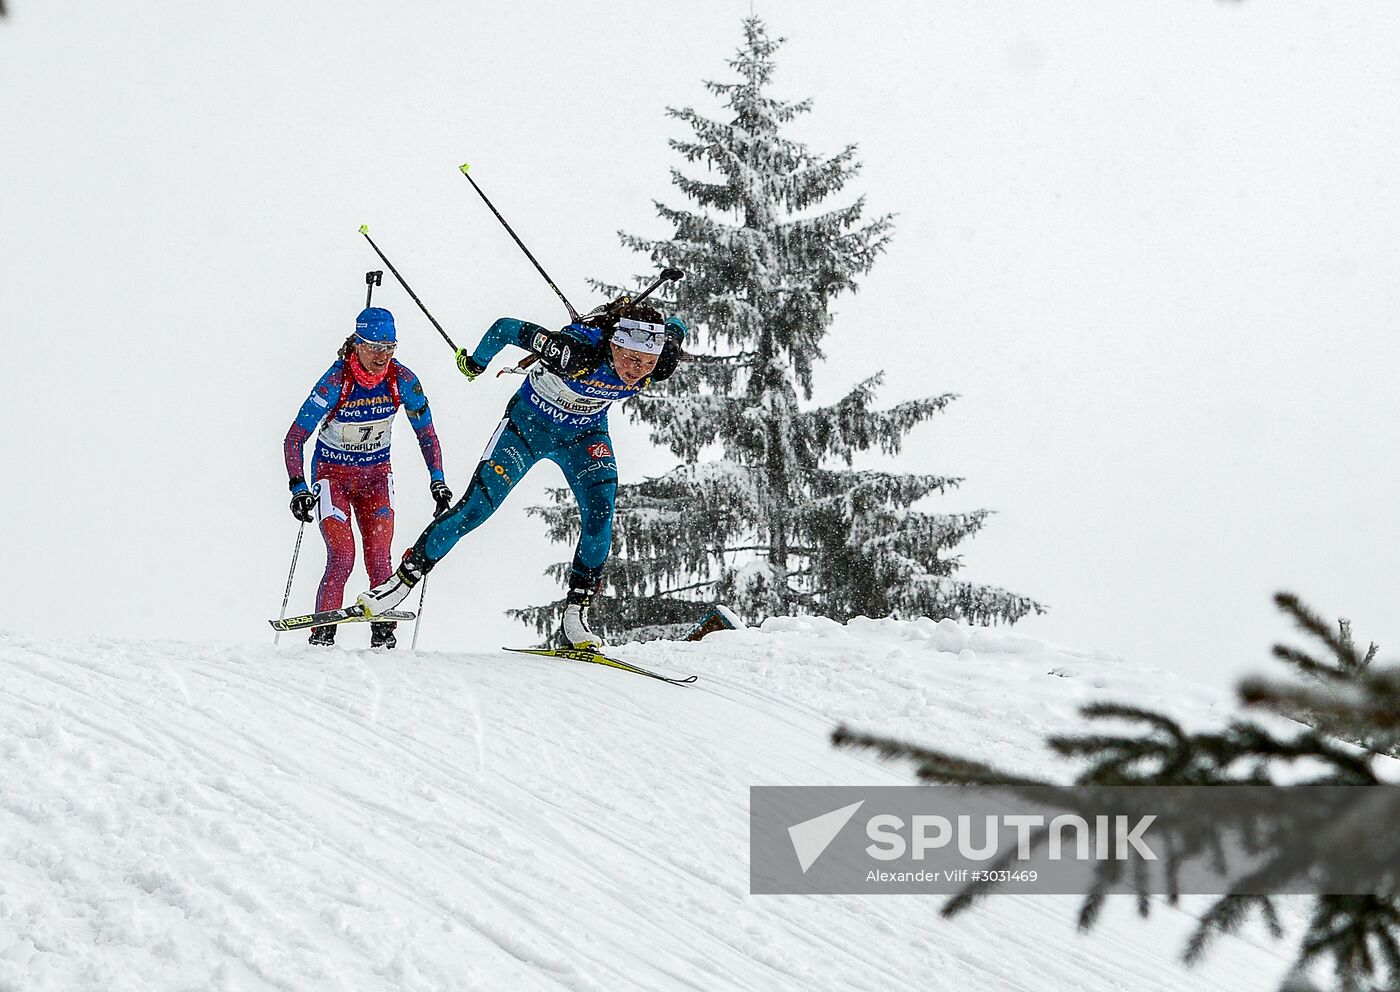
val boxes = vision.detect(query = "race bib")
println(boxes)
[526,366,610,416]
[321,415,394,453]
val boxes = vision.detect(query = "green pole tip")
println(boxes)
[459,163,471,174]
[358,224,369,235]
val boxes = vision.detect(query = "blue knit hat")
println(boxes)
[355,307,396,344]
[664,315,688,343]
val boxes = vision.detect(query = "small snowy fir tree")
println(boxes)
[513,18,1043,642]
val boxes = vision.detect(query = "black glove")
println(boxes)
[430,480,453,515]
[530,328,601,377]
[651,316,688,382]
[288,477,317,523]
[652,339,682,382]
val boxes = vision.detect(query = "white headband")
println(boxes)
[611,317,667,354]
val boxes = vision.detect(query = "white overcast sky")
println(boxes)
[4,0,1397,691]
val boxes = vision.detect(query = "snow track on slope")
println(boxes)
[0,620,1293,991]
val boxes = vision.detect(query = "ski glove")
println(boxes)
[652,318,688,382]
[430,480,454,515]
[292,484,320,523]
[532,328,600,378]
[456,349,486,381]
[663,316,688,344]
[652,340,682,382]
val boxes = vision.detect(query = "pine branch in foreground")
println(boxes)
[834,593,1400,992]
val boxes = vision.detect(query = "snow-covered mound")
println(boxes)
[0,619,1294,991]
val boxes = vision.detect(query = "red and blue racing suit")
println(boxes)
[284,356,444,612]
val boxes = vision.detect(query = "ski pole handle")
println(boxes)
[630,267,684,309]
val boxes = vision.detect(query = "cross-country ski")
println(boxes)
[504,645,698,685]
[268,607,415,633]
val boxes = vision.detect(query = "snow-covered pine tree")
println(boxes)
[512,18,1043,642]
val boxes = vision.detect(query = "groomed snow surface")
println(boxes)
[1,618,1297,991]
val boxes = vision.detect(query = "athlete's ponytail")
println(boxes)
[337,334,358,360]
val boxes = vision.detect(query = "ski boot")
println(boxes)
[308,625,337,647]
[358,546,430,617]
[370,622,397,650]
[557,585,603,650]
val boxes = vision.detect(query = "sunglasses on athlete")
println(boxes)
[355,336,397,355]
[611,318,667,354]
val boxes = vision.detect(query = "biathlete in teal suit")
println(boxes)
[356,303,687,649]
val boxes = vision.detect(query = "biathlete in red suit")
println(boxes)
[283,307,452,648]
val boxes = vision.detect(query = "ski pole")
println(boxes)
[577,265,686,325]
[458,163,581,323]
[364,269,382,308]
[619,266,684,312]
[358,225,459,352]
[410,500,453,650]
[512,266,687,374]
[411,577,429,651]
[274,521,306,645]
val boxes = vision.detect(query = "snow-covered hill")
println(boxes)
[1,618,1296,991]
